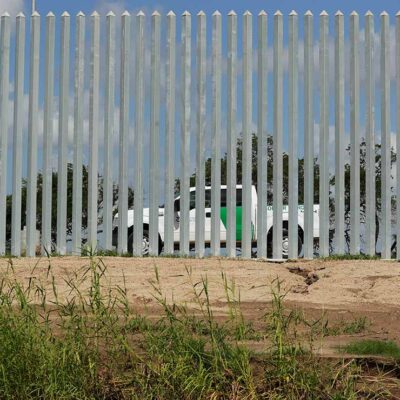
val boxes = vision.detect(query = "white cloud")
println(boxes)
[94,0,165,16]
[0,0,24,16]
[95,0,127,16]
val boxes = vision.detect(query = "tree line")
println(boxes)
[6,134,395,246]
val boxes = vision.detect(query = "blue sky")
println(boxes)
[10,0,400,17]
[2,0,400,201]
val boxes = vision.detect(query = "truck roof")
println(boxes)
[188,185,244,191]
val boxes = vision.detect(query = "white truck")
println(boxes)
[112,185,320,257]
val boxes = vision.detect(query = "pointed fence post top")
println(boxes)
[17,12,26,18]
[91,11,100,17]
[31,10,40,17]
[152,10,161,17]
[365,10,374,16]
[304,10,313,16]
[121,10,131,17]
[258,10,267,16]
[61,11,70,17]
[274,10,283,16]
[197,10,205,16]
[289,10,298,16]
[212,10,221,16]
[182,10,191,16]
[320,10,328,16]
[1,11,10,17]
[137,10,145,17]
[228,10,237,16]
[106,11,116,17]
[167,10,176,17]
[335,10,344,16]
[350,10,359,16]
[243,10,252,16]
[380,11,389,16]
[77,11,85,17]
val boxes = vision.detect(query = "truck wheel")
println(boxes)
[127,230,150,256]
[127,229,162,256]
[267,228,303,259]
[282,228,303,258]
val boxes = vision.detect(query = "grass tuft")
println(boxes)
[343,340,400,359]
[311,316,369,337]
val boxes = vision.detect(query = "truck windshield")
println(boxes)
[173,188,243,210]
[226,188,243,206]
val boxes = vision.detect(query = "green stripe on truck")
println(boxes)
[220,207,254,241]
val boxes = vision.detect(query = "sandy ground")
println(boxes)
[1,256,399,307]
[1,256,400,355]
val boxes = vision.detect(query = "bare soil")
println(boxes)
[1,256,400,357]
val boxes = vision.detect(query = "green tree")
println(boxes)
[184,133,320,205]
[6,164,134,246]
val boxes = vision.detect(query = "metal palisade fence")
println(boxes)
[0,10,398,259]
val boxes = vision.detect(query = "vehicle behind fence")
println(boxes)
[0,10,398,259]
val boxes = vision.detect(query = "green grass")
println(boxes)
[340,317,369,335]
[343,340,400,359]
[314,316,369,337]
[0,255,397,399]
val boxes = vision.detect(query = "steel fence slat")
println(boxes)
[103,12,116,251]
[335,11,345,255]
[350,11,360,255]
[133,11,145,256]
[11,13,26,256]
[257,11,267,259]
[288,11,298,259]
[242,11,252,259]
[397,12,400,260]
[195,11,206,258]
[319,11,329,257]
[72,12,85,255]
[164,11,176,255]
[0,13,10,255]
[273,11,283,260]
[149,11,161,256]
[365,11,376,257]
[41,12,55,256]
[117,11,131,254]
[304,11,314,259]
[180,11,191,256]
[88,12,100,252]
[57,12,70,255]
[381,12,391,259]
[26,12,41,256]
[211,11,222,256]
[226,11,237,258]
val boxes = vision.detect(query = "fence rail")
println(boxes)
[0,10,399,259]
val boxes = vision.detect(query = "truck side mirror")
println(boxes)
[174,199,180,229]
[174,199,180,212]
